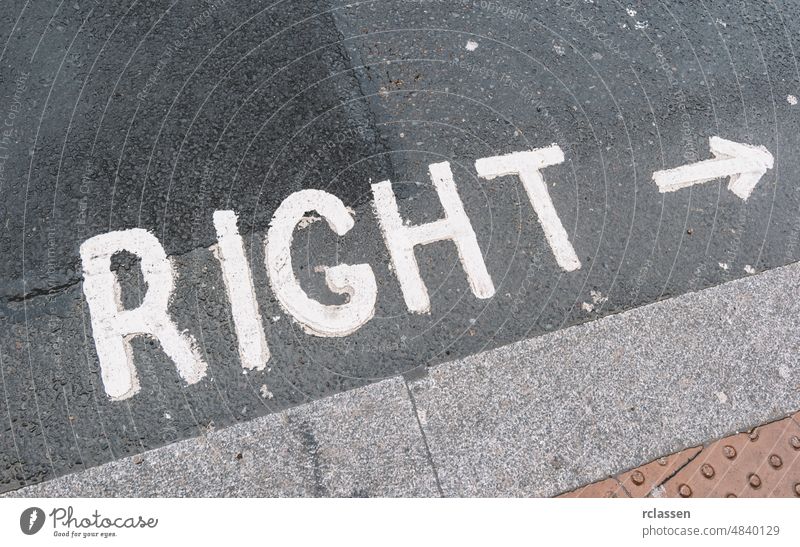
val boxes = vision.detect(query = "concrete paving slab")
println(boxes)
[6,378,439,497]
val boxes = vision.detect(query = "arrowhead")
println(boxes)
[709,137,774,200]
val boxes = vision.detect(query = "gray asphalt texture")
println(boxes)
[8,260,800,497]
[1,0,800,492]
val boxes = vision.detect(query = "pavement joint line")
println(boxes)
[403,377,445,497]
[616,477,632,498]
[5,259,800,497]
[650,445,704,495]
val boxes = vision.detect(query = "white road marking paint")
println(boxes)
[80,229,207,400]
[652,136,774,200]
[590,290,608,305]
[372,162,496,314]
[465,40,478,51]
[475,146,582,272]
[212,210,270,372]
[266,189,377,336]
[788,94,798,106]
[582,290,608,313]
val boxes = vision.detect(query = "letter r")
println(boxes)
[80,229,207,400]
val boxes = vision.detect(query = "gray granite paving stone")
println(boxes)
[7,378,439,497]
[409,261,800,497]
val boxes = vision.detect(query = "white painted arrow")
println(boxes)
[652,136,774,200]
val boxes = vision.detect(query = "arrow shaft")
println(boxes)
[653,157,756,193]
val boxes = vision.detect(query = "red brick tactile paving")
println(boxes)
[661,415,800,498]
[557,413,800,498]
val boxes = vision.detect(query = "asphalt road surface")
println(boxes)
[1,0,799,493]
